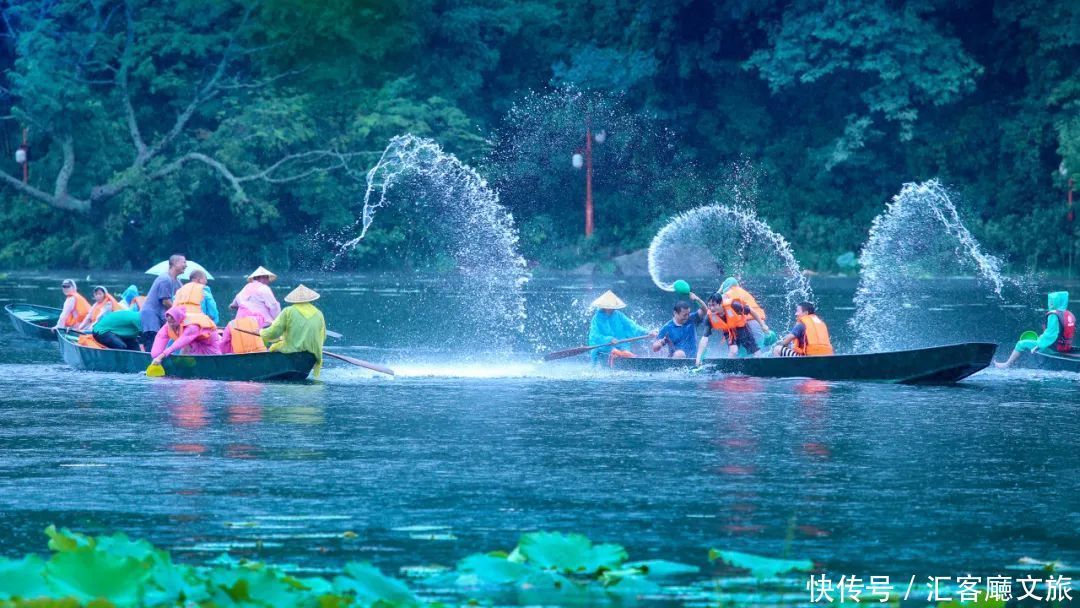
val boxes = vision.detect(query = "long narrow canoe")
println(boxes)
[57,332,317,381]
[5,303,62,341]
[1030,348,1080,373]
[613,342,998,384]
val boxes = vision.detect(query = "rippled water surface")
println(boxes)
[1,272,1077,593]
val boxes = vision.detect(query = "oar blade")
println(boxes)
[542,346,593,361]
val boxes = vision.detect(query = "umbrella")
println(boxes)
[144,260,214,281]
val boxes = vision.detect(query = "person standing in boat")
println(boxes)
[720,277,769,346]
[773,302,834,357]
[693,292,767,363]
[150,305,222,366]
[995,291,1075,368]
[76,286,124,332]
[260,285,326,378]
[51,279,91,330]
[91,309,143,351]
[173,270,219,325]
[587,290,656,366]
[652,301,703,359]
[140,254,186,351]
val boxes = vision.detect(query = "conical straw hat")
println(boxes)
[590,290,626,310]
[247,266,278,282]
[284,284,320,303]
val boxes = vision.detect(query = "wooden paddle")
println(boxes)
[543,334,652,361]
[232,327,394,376]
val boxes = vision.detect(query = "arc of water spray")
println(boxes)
[646,204,812,309]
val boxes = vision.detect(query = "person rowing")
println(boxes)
[693,292,768,363]
[995,291,1075,368]
[652,299,704,359]
[587,290,657,366]
[772,301,834,357]
[260,285,326,378]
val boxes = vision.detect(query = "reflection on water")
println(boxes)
[1,272,1079,588]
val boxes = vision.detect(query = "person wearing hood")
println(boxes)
[120,285,146,312]
[150,305,221,366]
[996,291,1075,368]
[587,290,657,366]
[260,285,326,377]
[719,277,770,346]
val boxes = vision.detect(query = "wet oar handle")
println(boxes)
[543,334,652,361]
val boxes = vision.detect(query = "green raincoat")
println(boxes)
[1013,291,1070,353]
[261,303,326,377]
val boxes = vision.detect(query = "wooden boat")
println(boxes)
[613,342,998,384]
[5,303,62,341]
[57,332,317,381]
[1029,348,1080,373]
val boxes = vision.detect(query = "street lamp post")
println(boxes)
[572,122,605,238]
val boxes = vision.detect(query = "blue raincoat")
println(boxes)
[588,310,649,364]
[1013,291,1070,352]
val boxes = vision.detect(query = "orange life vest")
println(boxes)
[228,317,267,354]
[63,293,91,328]
[86,293,123,326]
[794,314,834,356]
[724,285,766,321]
[706,309,737,342]
[77,333,107,349]
[173,283,216,328]
[722,297,749,329]
[1045,310,1076,353]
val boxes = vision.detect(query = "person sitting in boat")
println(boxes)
[694,292,767,363]
[76,286,124,332]
[260,285,326,378]
[173,270,219,325]
[51,279,91,330]
[773,301,835,357]
[587,290,657,366]
[91,309,143,351]
[652,300,703,359]
[231,266,281,328]
[720,277,770,346]
[995,291,1075,368]
[150,305,222,366]
[120,285,146,312]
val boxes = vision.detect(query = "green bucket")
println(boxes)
[673,280,691,295]
[1019,330,1038,342]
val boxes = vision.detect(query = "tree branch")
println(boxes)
[119,0,147,162]
[53,135,75,199]
[0,169,89,211]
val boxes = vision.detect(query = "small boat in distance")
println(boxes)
[5,303,62,341]
[613,342,998,384]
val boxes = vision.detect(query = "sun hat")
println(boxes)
[247,266,278,283]
[284,284,320,303]
[590,290,626,310]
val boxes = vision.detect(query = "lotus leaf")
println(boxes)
[333,563,417,606]
[622,560,700,578]
[44,546,151,605]
[0,556,51,601]
[708,549,814,579]
[516,532,628,574]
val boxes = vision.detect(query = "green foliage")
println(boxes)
[0,0,1076,273]
[708,549,815,579]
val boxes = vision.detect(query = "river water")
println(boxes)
[0,271,1077,601]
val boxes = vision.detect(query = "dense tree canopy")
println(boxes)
[0,0,1076,272]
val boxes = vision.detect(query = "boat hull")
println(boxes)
[613,342,998,384]
[1029,348,1080,373]
[5,303,61,341]
[58,333,316,381]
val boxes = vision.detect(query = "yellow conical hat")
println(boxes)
[247,266,278,282]
[284,284,320,303]
[590,290,626,309]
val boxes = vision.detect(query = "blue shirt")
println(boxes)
[657,311,702,357]
[140,274,181,332]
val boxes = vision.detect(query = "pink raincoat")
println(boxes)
[151,305,221,359]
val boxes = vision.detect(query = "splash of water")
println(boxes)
[851,179,1019,352]
[335,134,529,348]
[647,204,812,310]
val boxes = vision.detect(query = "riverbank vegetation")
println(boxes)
[0,1,1075,273]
